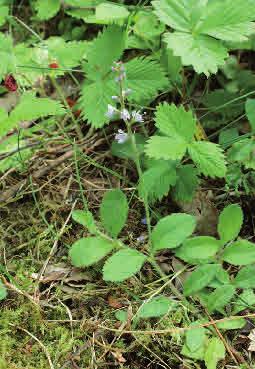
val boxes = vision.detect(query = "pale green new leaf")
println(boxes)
[103,248,146,282]
[188,141,226,178]
[138,160,177,203]
[204,337,225,369]
[154,103,196,142]
[151,213,196,251]
[69,237,114,267]
[137,296,175,319]
[145,136,187,161]
[35,0,60,20]
[164,32,228,76]
[216,318,246,330]
[197,0,255,42]
[100,189,128,238]
[222,240,255,265]
[218,204,243,243]
[125,57,168,103]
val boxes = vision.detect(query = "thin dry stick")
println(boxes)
[9,324,55,369]
[2,276,38,307]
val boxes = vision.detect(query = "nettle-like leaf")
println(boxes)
[175,236,221,264]
[100,189,128,238]
[103,248,147,282]
[125,57,168,103]
[35,0,61,20]
[151,213,196,251]
[217,204,243,244]
[172,165,199,202]
[138,160,177,203]
[69,236,114,267]
[137,296,175,319]
[188,141,226,178]
[222,240,255,265]
[153,0,255,76]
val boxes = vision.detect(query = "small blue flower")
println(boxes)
[137,235,146,243]
[115,129,128,144]
[141,217,147,225]
[105,104,117,119]
[120,109,130,122]
[132,110,144,123]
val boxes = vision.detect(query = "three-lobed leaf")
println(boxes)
[100,189,128,238]
[151,213,196,251]
[218,204,243,244]
[103,248,146,282]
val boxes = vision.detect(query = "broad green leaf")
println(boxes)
[216,318,246,330]
[137,296,175,319]
[115,310,128,322]
[103,248,146,282]
[219,128,239,147]
[134,11,165,39]
[138,160,177,203]
[95,3,129,22]
[100,189,128,238]
[146,136,187,161]
[154,103,196,142]
[164,32,228,76]
[218,204,243,243]
[181,341,205,360]
[197,0,255,42]
[222,240,255,265]
[183,264,219,296]
[186,322,206,352]
[204,337,225,369]
[234,265,255,288]
[188,141,226,178]
[227,138,255,170]
[175,236,221,263]
[245,98,255,132]
[35,0,60,20]
[69,237,114,267]
[152,0,191,32]
[0,281,7,300]
[161,45,182,82]
[172,165,199,202]
[0,5,8,26]
[125,57,168,103]
[232,289,255,314]
[151,213,196,251]
[206,285,236,313]
[72,210,97,234]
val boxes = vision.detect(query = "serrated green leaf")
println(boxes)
[146,136,187,161]
[95,3,129,22]
[164,32,228,76]
[234,265,255,288]
[172,165,199,202]
[216,318,246,330]
[154,103,196,142]
[137,296,175,319]
[204,337,225,369]
[72,210,97,234]
[183,264,219,296]
[188,141,226,178]
[152,0,191,32]
[35,0,60,20]
[69,237,114,267]
[138,160,177,203]
[0,281,7,300]
[175,236,221,264]
[152,213,196,251]
[218,204,243,243]
[206,285,235,313]
[222,240,255,265]
[103,248,146,282]
[125,57,168,103]
[100,189,128,238]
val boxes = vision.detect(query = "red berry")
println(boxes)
[49,62,59,69]
[4,75,18,92]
